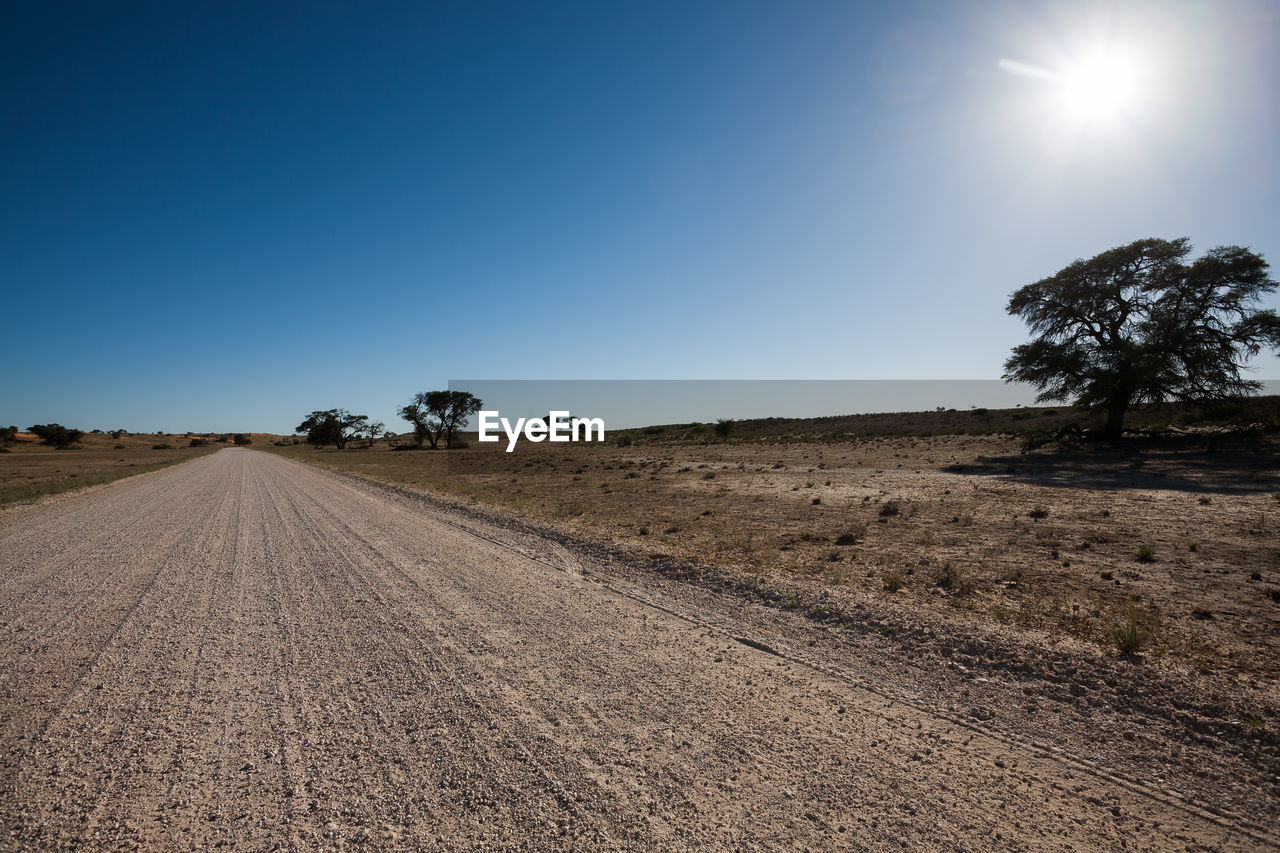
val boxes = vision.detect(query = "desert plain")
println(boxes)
[1,412,1277,850]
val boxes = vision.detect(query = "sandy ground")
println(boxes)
[0,448,1273,851]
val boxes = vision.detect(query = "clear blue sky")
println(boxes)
[3,0,1277,433]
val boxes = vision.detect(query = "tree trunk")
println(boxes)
[1102,394,1129,439]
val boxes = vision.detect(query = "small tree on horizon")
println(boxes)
[1004,237,1280,438]
[362,421,386,448]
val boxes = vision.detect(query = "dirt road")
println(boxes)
[0,449,1271,850]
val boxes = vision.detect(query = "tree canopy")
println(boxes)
[360,421,385,448]
[296,409,367,449]
[28,424,85,449]
[1004,237,1280,438]
[398,390,482,449]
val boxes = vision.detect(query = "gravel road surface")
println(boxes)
[0,449,1271,850]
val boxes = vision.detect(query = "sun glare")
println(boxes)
[1056,51,1142,121]
[1000,43,1150,131]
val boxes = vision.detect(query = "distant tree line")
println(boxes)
[4,425,257,452]
[189,434,252,447]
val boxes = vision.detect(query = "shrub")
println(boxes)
[153,443,175,450]
[1134,545,1156,563]
[879,500,901,517]
[1112,606,1147,654]
[233,434,251,446]
[189,438,210,447]
[835,526,865,546]
[935,565,974,594]
[882,572,905,592]
[1028,506,1049,520]
[29,424,85,449]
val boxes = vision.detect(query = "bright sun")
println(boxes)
[999,45,1148,130]
[1056,52,1143,121]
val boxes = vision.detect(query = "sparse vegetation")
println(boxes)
[1112,606,1149,654]
[0,435,221,505]
[935,564,974,595]
[258,414,1280,674]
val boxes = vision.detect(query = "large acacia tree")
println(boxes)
[1004,237,1280,438]
[296,409,367,449]
[398,390,482,449]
